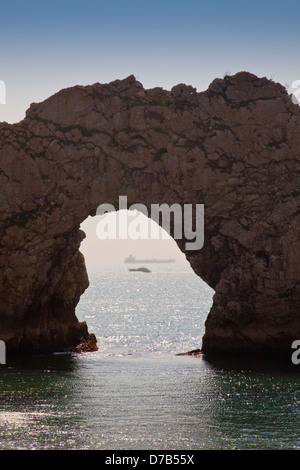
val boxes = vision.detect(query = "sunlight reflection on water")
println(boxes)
[0,265,299,450]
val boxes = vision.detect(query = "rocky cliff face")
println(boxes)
[0,72,299,357]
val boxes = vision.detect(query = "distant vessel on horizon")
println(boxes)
[124,254,176,264]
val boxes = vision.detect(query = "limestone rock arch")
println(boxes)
[0,72,299,357]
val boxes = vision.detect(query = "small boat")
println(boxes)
[128,267,151,273]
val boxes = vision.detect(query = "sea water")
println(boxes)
[0,263,299,450]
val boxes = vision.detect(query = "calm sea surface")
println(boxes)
[0,263,299,450]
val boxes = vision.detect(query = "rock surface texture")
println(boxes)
[0,72,299,357]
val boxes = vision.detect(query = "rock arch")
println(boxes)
[0,72,299,357]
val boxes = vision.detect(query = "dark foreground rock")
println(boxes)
[0,72,299,358]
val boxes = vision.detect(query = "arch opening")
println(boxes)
[76,211,214,356]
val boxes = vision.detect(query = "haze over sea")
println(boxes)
[0,260,299,450]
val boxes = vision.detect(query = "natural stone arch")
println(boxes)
[0,72,299,358]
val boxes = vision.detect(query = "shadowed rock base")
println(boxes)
[202,325,300,359]
[5,320,97,358]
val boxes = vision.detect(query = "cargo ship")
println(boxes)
[124,254,175,264]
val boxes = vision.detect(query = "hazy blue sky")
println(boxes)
[1,0,299,265]
[1,0,299,124]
